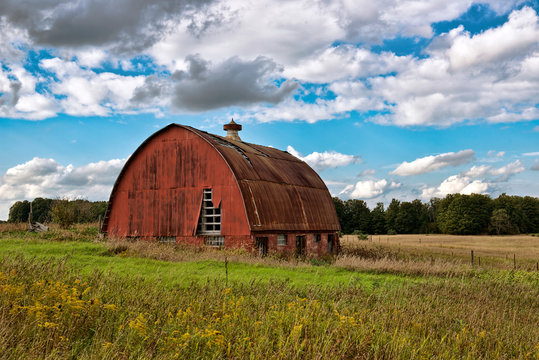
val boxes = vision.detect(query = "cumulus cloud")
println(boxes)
[40,57,146,116]
[1,0,538,126]
[391,150,474,176]
[489,160,525,180]
[0,157,125,220]
[169,55,297,111]
[251,6,539,127]
[447,7,539,69]
[0,0,214,53]
[287,146,361,172]
[463,165,492,178]
[421,159,527,199]
[523,152,539,156]
[283,45,411,83]
[340,179,401,199]
[421,175,489,199]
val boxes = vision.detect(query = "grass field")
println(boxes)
[341,234,539,271]
[1,224,538,359]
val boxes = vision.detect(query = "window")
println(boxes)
[277,234,287,246]
[314,234,321,243]
[205,236,225,247]
[197,189,222,235]
[157,236,176,244]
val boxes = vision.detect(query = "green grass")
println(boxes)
[1,231,538,359]
[0,237,416,290]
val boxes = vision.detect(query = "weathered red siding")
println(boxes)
[105,126,250,238]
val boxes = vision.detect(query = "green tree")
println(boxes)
[437,194,492,234]
[31,198,53,223]
[520,196,539,233]
[370,202,387,234]
[332,197,347,233]
[8,200,30,222]
[492,193,522,233]
[345,199,371,234]
[490,208,512,235]
[51,199,78,228]
[385,199,400,234]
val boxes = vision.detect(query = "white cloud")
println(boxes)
[531,160,539,171]
[489,160,525,180]
[340,179,401,199]
[463,165,492,178]
[0,157,125,220]
[287,145,361,171]
[41,58,146,117]
[0,1,537,127]
[391,149,474,176]
[447,7,539,69]
[421,159,527,199]
[283,45,411,83]
[358,169,376,177]
[487,150,505,158]
[523,152,539,156]
[421,174,489,199]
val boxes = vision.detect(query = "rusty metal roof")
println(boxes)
[103,124,340,233]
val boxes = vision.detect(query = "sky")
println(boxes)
[1,0,539,220]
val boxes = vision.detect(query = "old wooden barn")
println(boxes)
[102,120,340,256]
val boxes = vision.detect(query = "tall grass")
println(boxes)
[1,256,538,359]
[1,224,538,358]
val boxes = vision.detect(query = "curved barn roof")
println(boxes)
[103,124,340,233]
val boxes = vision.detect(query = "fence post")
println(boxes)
[513,254,516,269]
[471,250,474,267]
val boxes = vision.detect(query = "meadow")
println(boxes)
[0,224,538,359]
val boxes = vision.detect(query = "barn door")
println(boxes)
[328,234,335,254]
[295,235,306,257]
[256,237,268,257]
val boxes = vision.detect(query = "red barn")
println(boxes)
[102,121,340,256]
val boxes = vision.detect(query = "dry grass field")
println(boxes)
[341,234,539,272]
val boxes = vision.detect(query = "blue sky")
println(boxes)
[0,0,538,219]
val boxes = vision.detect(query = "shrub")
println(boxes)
[51,199,78,229]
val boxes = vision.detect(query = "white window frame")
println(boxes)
[277,234,287,246]
[197,189,222,235]
[205,235,225,247]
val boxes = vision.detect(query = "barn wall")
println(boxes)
[106,127,251,238]
[251,231,340,256]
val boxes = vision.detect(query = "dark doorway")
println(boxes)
[328,234,335,254]
[256,237,268,257]
[295,235,306,257]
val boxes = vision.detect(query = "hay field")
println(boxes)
[341,234,539,271]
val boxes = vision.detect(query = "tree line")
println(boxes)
[8,198,108,228]
[333,193,539,235]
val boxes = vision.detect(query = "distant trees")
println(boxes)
[8,198,107,226]
[333,193,539,235]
